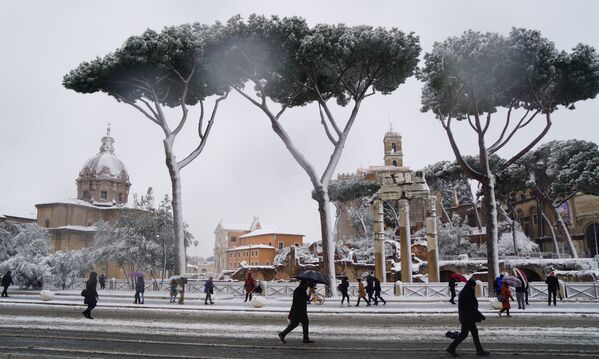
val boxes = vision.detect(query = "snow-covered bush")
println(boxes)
[497,225,539,256]
[424,215,485,257]
[274,244,320,266]
[47,249,94,289]
[0,224,50,288]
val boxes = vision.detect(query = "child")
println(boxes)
[355,278,370,306]
[169,279,178,303]
[499,282,514,317]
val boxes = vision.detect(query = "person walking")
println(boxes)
[373,276,386,305]
[446,279,489,357]
[134,275,145,304]
[516,280,526,310]
[204,276,215,305]
[244,272,256,302]
[169,279,178,303]
[498,282,514,317]
[545,271,559,306]
[339,277,350,305]
[494,274,504,297]
[178,277,187,304]
[278,280,312,344]
[1,271,14,297]
[448,277,457,304]
[365,273,375,305]
[98,273,106,290]
[524,280,530,305]
[355,278,370,306]
[82,272,99,319]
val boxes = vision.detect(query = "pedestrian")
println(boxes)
[338,277,350,305]
[98,273,106,290]
[448,277,457,304]
[134,275,145,304]
[169,279,178,303]
[307,282,316,304]
[373,276,386,305]
[82,272,99,319]
[1,271,14,297]
[494,274,504,297]
[244,271,256,302]
[545,271,559,306]
[178,277,187,304]
[355,278,370,306]
[524,280,530,305]
[498,282,514,317]
[446,279,489,357]
[204,276,215,305]
[516,279,526,310]
[365,272,375,305]
[278,280,313,344]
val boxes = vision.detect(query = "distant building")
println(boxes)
[213,217,304,274]
[0,205,36,224]
[35,126,133,278]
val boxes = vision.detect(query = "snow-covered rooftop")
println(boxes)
[50,225,97,232]
[35,198,128,209]
[239,227,304,238]
[358,165,411,173]
[227,244,276,251]
[0,205,36,220]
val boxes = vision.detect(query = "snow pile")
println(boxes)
[498,228,539,256]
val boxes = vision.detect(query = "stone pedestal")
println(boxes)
[398,199,412,283]
[373,200,386,282]
[425,196,439,282]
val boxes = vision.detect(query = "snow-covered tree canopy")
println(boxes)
[327,178,380,203]
[0,224,50,288]
[423,160,472,208]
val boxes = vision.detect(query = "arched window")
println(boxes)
[392,160,397,167]
[391,143,397,152]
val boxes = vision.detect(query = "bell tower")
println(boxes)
[383,127,403,167]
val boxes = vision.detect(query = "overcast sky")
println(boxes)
[1,0,598,258]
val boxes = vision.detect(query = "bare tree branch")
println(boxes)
[500,112,552,171]
[319,102,338,145]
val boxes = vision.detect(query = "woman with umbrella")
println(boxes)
[278,280,313,344]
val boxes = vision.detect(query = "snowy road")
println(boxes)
[0,296,598,358]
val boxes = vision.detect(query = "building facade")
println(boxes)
[35,126,133,278]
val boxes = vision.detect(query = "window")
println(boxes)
[391,143,397,152]
[230,236,237,242]
[294,242,299,247]
[44,219,50,228]
[100,190,108,200]
[392,160,397,167]
[118,193,123,202]
[532,214,538,225]
[278,242,284,250]
[265,261,270,266]
[83,190,89,199]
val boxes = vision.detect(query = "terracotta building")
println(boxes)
[213,217,304,274]
[35,126,132,278]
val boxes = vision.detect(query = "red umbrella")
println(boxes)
[513,268,528,286]
[449,273,467,283]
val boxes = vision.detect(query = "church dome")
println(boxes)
[76,125,131,205]
[79,128,129,181]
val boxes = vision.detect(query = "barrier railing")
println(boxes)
[44,279,599,300]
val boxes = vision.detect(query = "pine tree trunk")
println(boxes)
[479,141,499,292]
[164,140,187,275]
[542,212,561,258]
[551,205,578,258]
[315,188,337,297]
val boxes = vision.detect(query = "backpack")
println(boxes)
[81,289,88,297]
[337,284,343,292]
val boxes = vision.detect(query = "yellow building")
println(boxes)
[35,126,133,278]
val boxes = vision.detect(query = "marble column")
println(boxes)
[398,199,412,283]
[425,196,440,282]
[373,199,386,282]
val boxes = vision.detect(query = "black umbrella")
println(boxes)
[294,270,329,284]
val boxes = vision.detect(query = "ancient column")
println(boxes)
[373,199,386,282]
[398,199,412,283]
[425,196,440,282]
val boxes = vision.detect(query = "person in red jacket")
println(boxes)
[498,282,514,317]
[244,271,256,302]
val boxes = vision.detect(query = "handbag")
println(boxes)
[81,289,88,297]
[497,294,505,302]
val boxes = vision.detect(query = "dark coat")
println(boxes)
[366,275,374,293]
[458,285,484,324]
[545,275,559,290]
[1,273,13,287]
[204,279,214,294]
[135,278,145,292]
[288,285,309,321]
[448,278,457,290]
[84,278,98,305]
[98,275,106,285]
[339,279,349,292]
[374,278,382,292]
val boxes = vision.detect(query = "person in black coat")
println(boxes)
[278,280,312,344]
[134,275,145,304]
[365,273,375,304]
[98,274,106,290]
[204,277,215,305]
[82,272,99,319]
[1,271,14,297]
[545,271,559,306]
[373,277,386,305]
[446,279,489,357]
[448,277,457,304]
[339,277,350,305]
